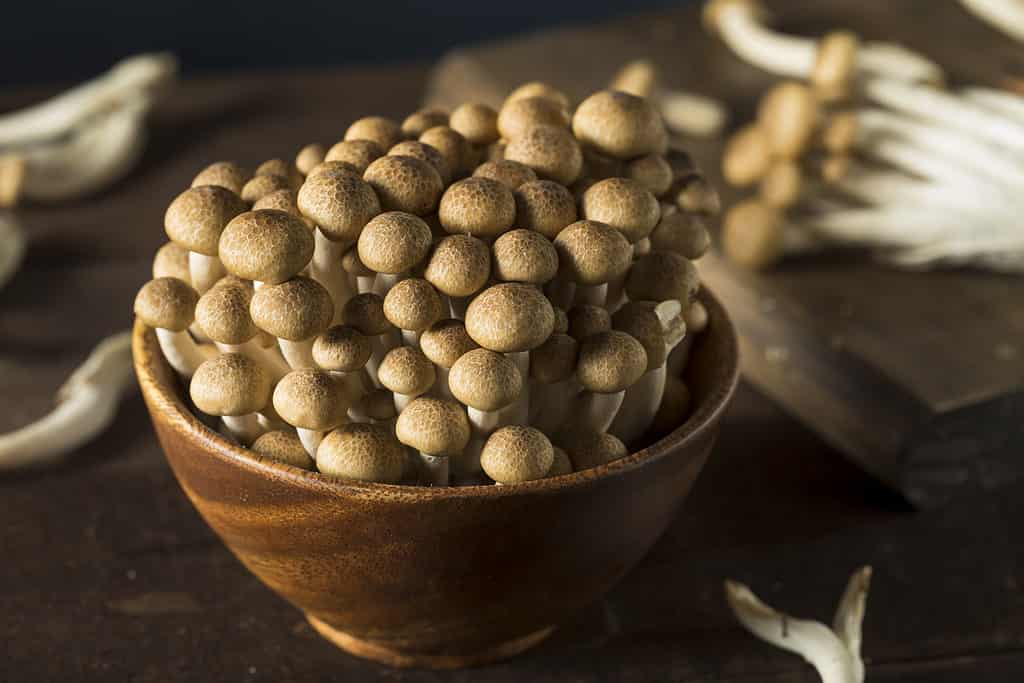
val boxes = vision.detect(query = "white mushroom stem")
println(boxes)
[418,453,449,486]
[959,0,1024,42]
[962,87,1024,122]
[297,428,326,458]
[278,339,318,370]
[447,295,472,320]
[401,329,421,349]
[725,566,872,683]
[0,331,134,471]
[222,414,264,446]
[505,351,531,426]
[156,328,217,377]
[355,273,375,294]
[573,391,625,434]
[431,366,456,401]
[365,331,401,387]
[214,340,290,383]
[371,272,404,297]
[529,379,582,436]
[0,211,26,291]
[634,237,652,257]
[658,89,728,138]
[311,231,354,323]
[188,252,225,294]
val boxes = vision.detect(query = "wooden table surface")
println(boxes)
[2,13,1022,683]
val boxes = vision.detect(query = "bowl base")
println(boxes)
[306,616,556,669]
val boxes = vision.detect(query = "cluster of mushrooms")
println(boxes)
[134,82,718,486]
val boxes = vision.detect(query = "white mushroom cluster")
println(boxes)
[708,0,1024,272]
[134,83,717,486]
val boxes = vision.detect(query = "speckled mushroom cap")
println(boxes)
[419,318,478,369]
[512,180,577,239]
[295,144,327,176]
[195,278,256,345]
[165,185,248,256]
[191,161,250,195]
[317,423,406,483]
[464,283,555,353]
[625,154,673,196]
[720,198,785,269]
[419,126,472,177]
[674,174,721,216]
[572,90,667,160]
[448,348,522,411]
[307,160,360,180]
[581,178,661,244]
[395,397,471,457]
[296,171,381,243]
[252,188,300,216]
[503,124,583,186]
[558,428,627,471]
[134,277,199,331]
[492,229,559,284]
[190,353,271,416]
[813,31,859,102]
[625,251,701,304]
[324,140,384,173]
[250,276,334,341]
[552,306,569,334]
[272,369,349,430]
[356,211,432,274]
[383,278,444,332]
[438,177,516,238]
[480,425,554,484]
[567,304,611,341]
[423,234,491,298]
[344,116,402,151]
[650,374,692,437]
[389,140,452,185]
[340,292,393,336]
[241,174,291,204]
[377,346,436,397]
[250,430,315,470]
[505,81,571,112]
[496,96,570,141]
[312,325,372,372]
[361,388,398,421]
[152,242,191,283]
[401,108,449,139]
[758,81,819,160]
[576,330,647,393]
[472,160,538,190]
[649,211,711,259]
[530,333,578,384]
[449,102,500,145]
[218,210,314,284]
[341,245,374,278]
[553,220,632,286]
[363,154,444,216]
[612,300,684,371]
[255,159,303,192]
[547,446,574,477]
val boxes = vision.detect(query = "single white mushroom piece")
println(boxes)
[480,425,554,485]
[250,430,315,470]
[570,330,647,433]
[250,276,335,369]
[317,422,406,484]
[164,185,247,293]
[134,277,215,377]
[190,353,272,445]
[395,396,471,486]
[273,369,350,457]
[377,346,436,413]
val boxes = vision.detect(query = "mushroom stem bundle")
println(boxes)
[959,0,1024,43]
[0,331,134,471]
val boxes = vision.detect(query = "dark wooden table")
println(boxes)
[2,18,1023,683]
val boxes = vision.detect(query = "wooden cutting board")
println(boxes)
[424,0,1024,508]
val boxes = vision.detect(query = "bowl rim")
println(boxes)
[133,287,739,501]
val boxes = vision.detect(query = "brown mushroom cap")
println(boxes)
[492,229,559,284]
[134,277,199,331]
[505,81,571,112]
[254,158,303,191]
[218,209,314,284]
[813,31,860,103]
[503,124,583,186]
[582,177,661,244]
[547,446,574,477]
[449,102,500,145]
[383,277,444,332]
[296,171,381,243]
[324,139,385,173]
[389,140,452,185]
[649,211,711,259]
[513,180,578,239]
[496,96,570,141]
[567,304,611,341]
[312,325,372,372]
[552,306,569,334]
[419,126,472,177]
[362,388,398,421]
[250,430,315,470]
[609,59,657,98]
[576,330,647,393]
[472,159,538,190]
[401,108,450,139]
[612,300,683,371]
[241,174,291,204]
[295,144,327,176]
[423,234,492,297]
[152,242,191,283]
[530,333,578,384]
[342,245,374,278]
[625,251,700,303]
[363,154,444,216]
[250,276,334,341]
[720,198,785,269]
[558,428,627,470]
[650,375,692,437]
[480,425,554,484]
[165,185,248,256]
[357,211,432,274]
[553,220,632,286]
[674,174,722,216]
[722,124,773,187]
[317,423,406,483]
[344,115,402,150]
[448,348,522,411]
[395,397,471,456]
[438,177,516,238]
[759,160,804,208]
[377,346,436,396]
[758,81,819,159]
[625,154,673,196]
[306,160,361,180]
[191,161,250,195]
[419,318,478,369]
[195,277,256,345]
[464,283,555,353]
[190,353,271,416]
[572,90,667,160]
[341,292,393,336]
[271,369,348,432]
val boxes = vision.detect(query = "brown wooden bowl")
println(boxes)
[132,288,739,669]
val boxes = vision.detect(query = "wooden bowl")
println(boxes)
[132,288,739,669]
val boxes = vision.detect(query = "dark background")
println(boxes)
[3,0,685,87]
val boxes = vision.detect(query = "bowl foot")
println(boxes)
[307,615,556,669]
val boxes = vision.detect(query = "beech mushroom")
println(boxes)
[567,304,611,341]
[551,219,632,308]
[317,422,406,484]
[572,90,667,160]
[528,332,580,437]
[423,233,492,316]
[273,369,350,456]
[513,179,578,239]
[312,324,372,406]
[449,348,524,476]
[252,189,311,228]
[251,430,315,470]
[190,353,272,445]
[240,173,291,204]
[472,159,538,190]
[254,158,303,191]
[295,143,326,176]
[164,185,247,293]
[557,428,627,471]
[449,102,500,146]
[505,81,571,113]
[191,161,249,195]
[152,241,191,284]
[383,277,445,347]
[324,139,384,173]
[389,140,452,185]
[419,318,478,402]
[419,126,473,177]
[674,172,722,216]
[395,396,471,486]
[363,154,444,216]
[357,211,433,297]
[570,331,647,433]
[342,245,376,294]
[345,115,402,151]
[218,209,314,285]
[609,59,727,138]
[341,292,398,387]
[134,277,214,377]
[350,387,399,429]
[626,251,700,304]
[401,108,449,139]
[378,346,436,412]
[758,81,819,159]
[546,446,573,477]
[480,425,554,485]
[491,229,559,285]
[625,154,674,197]
[649,211,711,259]
[438,177,516,239]
[503,123,583,186]
[250,276,334,368]
[497,96,570,141]
[722,124,773,188]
